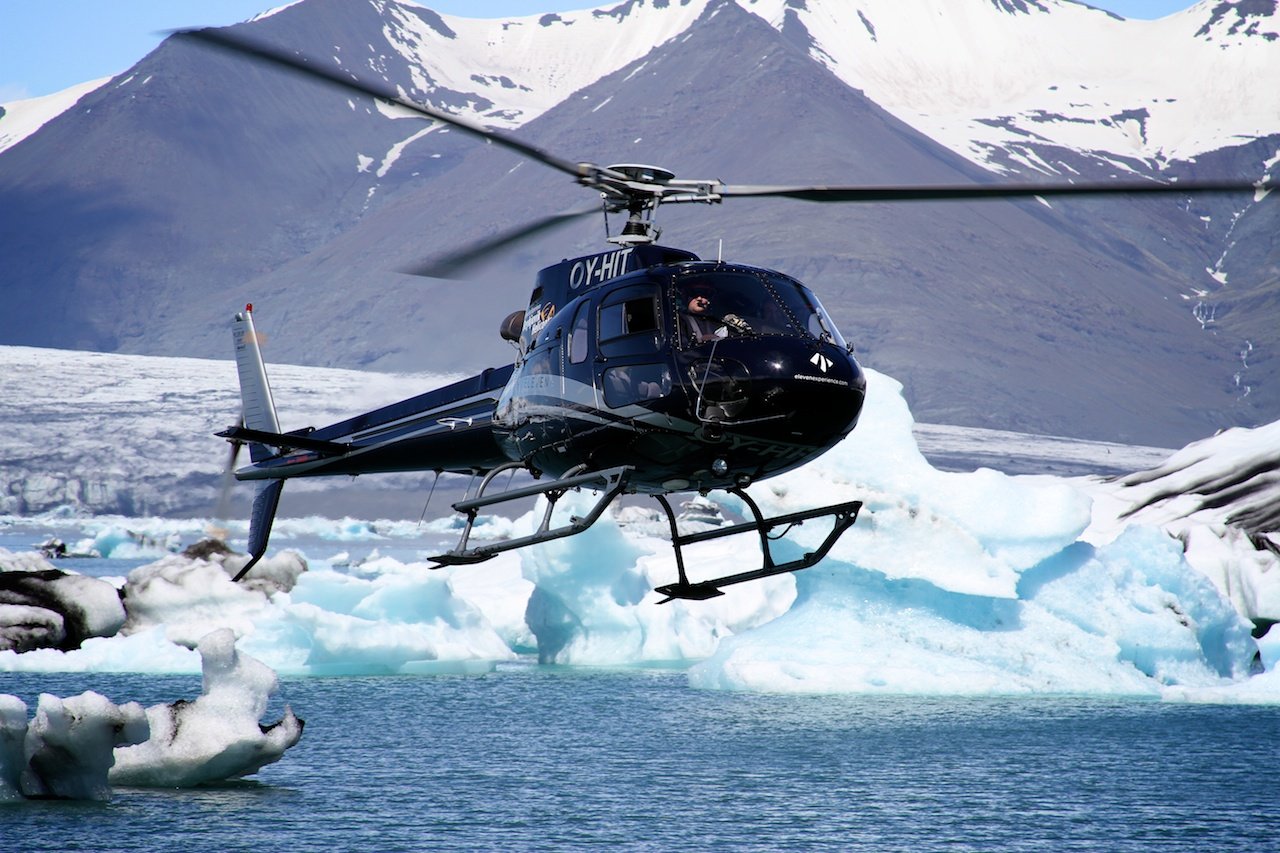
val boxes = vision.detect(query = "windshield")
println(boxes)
[674,270,846,348]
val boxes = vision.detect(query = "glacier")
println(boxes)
[2,359,1277,703]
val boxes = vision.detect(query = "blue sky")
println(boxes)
[1,0,1196,101]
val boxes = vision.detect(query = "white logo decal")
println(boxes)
[810,353,833,373]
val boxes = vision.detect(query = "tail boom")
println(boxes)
[219,304,515,581]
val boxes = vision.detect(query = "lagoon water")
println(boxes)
[3,666,1277,851]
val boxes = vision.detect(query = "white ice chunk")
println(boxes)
[0,555,127,652]
[120,556,281,648]
[0,604,63,653]
[110,628,302,787]
[0,695,28,801]
[21,691,148,800]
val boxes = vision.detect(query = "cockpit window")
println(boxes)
[674,270,846,348]
[809,292,846,349]
[775,281,847,349]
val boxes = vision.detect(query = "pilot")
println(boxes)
[683,283,752,344]
[683,284,722,344]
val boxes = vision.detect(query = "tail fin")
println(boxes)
[231,479,284,582]
[232,303,281,463]
[229,304,283,581]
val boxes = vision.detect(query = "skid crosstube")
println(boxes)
[652,490,862,603]
[430,464,633,567]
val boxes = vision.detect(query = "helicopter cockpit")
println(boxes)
[673,268,847,349]
[491,247,864,493]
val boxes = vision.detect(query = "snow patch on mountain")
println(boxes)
[249,0,307,22]
[372,0,712,130]
[0,78,110,154]
[745,0,1280,170]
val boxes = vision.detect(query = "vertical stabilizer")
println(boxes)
[229,304,285,582]
[231,479,284,582]
[232,304,281,462]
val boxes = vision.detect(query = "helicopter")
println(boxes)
[222,167,868,603]
[184,26,1275,603]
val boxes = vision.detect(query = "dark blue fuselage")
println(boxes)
[235,249,865,494]
[492,255,866,493]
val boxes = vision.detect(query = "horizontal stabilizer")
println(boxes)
[217,425,350,457]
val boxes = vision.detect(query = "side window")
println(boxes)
[600,298,656,340]
[599,303,623,342]
[569,302,590,365]
[599,287,661,358]
[602,365,671,408]
[628,298,658,334]
[524,345,554,377]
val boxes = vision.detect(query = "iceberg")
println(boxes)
[109,628,303,788]
[0,368,1276,703]
[0,557,126,652]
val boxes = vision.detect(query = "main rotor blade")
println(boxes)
[171,26,587,181]
[718,177,1277,203]
[401,204,604,279]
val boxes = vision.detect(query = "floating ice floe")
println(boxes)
[1,628,301,800]
[109,628,303,788]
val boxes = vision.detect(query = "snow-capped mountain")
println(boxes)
[280,0,1280,174]
[761,0,1280,169]
[238,0,1280,170]
[0,0,1276,446]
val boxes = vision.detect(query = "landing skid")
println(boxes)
[652,490,862,603]
[430,463,633,566]
[427,462,860,605]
